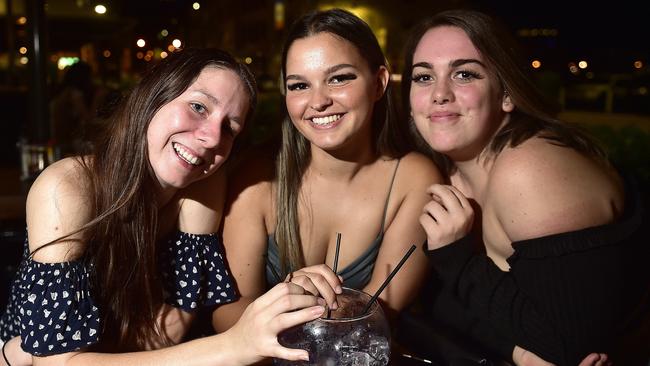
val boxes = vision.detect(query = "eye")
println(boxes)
[329,73,356,85]
[190,102,207,114]
[411,73,433,83]
[453,70,483,82]
[287,82,308,91]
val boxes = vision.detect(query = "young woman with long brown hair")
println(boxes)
[0,48,326,366]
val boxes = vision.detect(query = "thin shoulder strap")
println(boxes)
[379,158,401,233]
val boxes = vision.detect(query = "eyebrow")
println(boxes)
[191,89,220,105]
[191,89,243,124]
[412,58,486,70]
[285,63,356,81]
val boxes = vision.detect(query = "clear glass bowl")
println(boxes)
[274,287,391,366]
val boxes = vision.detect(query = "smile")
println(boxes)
[173,142,204,166]
[311,114,342,126]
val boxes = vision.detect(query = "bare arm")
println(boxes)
[363,152,444,313]
[212,156,276,333]
[32,283,325,366]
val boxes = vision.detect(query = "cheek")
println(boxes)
[285,95,306,119]
[409,88,429,114]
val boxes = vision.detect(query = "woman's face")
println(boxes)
[284,32,388,153]
[147,66,249,191]
[409,26,512,161]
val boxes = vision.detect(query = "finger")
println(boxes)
[427,184,465,212]
[273,304,325,332]
[288,274,320,297]
[291,266,341,308]
[271,346,310,363]
[446,185,473,210]
[265,290,326,319]
[577,353,599,366]
[419,212,439,236]
[256,282,306,308]
[303,264,342,293]
[423,200,451,223]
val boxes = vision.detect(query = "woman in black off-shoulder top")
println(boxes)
[402,9,650,366]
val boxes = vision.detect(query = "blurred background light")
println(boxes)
[94,5,107,15]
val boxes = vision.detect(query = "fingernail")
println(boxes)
[317,298,326,306]
[335,285,343,294]
[301,353,309,361]
[332,301,338,309]
[312,306,325,315]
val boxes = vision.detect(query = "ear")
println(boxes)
[374,65,390,102]
[502,91,514,112]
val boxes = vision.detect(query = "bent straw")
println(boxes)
[327,232,342,318]
[362,244,417,315]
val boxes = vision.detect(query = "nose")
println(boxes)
[309,85,333,111]
[432,79,453,105]
[196,116,223,149]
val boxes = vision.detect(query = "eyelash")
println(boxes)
[286,73,357,91]
[411,70,483,83]
[330,73,356,84]
[286,82,307,91]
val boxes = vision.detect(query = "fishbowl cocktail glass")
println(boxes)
[274,287,391,366]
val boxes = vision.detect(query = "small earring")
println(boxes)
[203,169,209,174]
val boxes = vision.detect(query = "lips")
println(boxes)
[428,111,460,122]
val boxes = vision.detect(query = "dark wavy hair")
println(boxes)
[56,48,256,351]
[401,9,605,175]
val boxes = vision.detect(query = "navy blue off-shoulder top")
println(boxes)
[0,231,238,356]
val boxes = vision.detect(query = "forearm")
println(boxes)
[34,334,242,366]
[212,297,254,333]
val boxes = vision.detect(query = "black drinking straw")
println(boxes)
[332,232,341,274]
[327,232,342,318]
[362,244,417,315]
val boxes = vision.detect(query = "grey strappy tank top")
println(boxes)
[265,159,401,290]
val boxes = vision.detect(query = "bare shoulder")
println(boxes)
[489,137,624,241]
[225,147,276,215]
[26,157,92,261]
[395,151,445,190]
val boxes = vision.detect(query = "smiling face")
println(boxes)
[146,66,249,191]
[409,26,513,161]
[284,32,388,153]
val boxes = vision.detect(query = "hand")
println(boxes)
[419,184,474,250]
[512,346,611,366]
[578,353,611,366]
[285,264,343,310]
[224,282,326,365]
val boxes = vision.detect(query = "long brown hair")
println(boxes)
[275,8,412,274]
[59,48,256,351]
[401,9,606,175]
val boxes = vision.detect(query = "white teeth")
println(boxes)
[173,143,203,166]
[311,114,341,125]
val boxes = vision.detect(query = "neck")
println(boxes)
[451,155,494,203]
[308,141,378,182]
[156,186,178,209]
